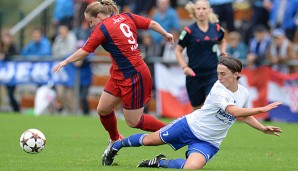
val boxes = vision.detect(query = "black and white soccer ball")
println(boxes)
[20,129,46,154]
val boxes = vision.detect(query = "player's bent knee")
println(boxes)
[96,106,105,115]
[125,119,138,128]
[96,106,112,116]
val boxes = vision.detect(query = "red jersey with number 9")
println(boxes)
[82,13,151,80]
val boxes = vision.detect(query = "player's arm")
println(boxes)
[217,24,228,57]
[225,102,282,118]
[148,21,174,45]
[218,38,228,57]
[175,45,195,77]
[52,48,89,73]
[64,48,89,64]
[175,45,186,68]
[242,116,283,136]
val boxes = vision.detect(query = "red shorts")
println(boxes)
[104,68,152,109]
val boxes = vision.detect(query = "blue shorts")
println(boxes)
[186,72,217,106]
[160,117,219,162]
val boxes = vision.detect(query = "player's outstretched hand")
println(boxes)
[52,60,68,73]
[262,126,283,136]
[164,33,174,45]
[260,102,282,113]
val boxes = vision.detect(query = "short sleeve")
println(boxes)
[178,27,191,48]
[129,13,151,30]
[216,23,225,42]
[82,25,105,53]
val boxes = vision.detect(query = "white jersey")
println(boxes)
[186,80,249,147]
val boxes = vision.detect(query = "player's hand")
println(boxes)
[183,66,196,77]
[262,126,283,136]
[164,33,174,45]
[261,102,282,113]
[52,60,68,73]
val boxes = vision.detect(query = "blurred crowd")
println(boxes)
[0,0,297,114]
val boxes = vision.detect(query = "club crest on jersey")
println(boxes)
[113,16,125,24]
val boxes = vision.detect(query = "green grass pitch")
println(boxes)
[0,113,297,170]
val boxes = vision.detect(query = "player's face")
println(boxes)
[85,13,101,27]
[194,1,210,21]
[217,64,238,90]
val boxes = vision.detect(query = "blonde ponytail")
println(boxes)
[185,1,196,20]
[208,10,219,23]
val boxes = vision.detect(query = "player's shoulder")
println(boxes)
[213,81,225,90]
[91,23,103,34]
[180,23,196,35]
[209,22,224,32]
[210,81,227,95]
[237,83,249,95]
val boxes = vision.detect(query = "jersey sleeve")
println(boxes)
[129,13,151,30]
[178,26,191,48]
[216,23,225,42]
[82,25,106,53]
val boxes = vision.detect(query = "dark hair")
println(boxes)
[254,25,268,33]
[218,57,242,80]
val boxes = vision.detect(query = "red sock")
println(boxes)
[99,111,120,141]
[135,114,166,132]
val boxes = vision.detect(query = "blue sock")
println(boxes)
[160,159,186,169]
[112,133,146,151]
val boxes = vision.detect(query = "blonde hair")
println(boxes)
[185,0,219,23]
[85,0,119,17]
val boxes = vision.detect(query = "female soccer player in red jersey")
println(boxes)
[52,0,174,158]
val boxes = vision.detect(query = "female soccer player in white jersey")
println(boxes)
[102,57,283,170]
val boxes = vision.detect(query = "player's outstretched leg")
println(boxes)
[102,134,124,166]
[102,133,146,166]
[102,142,119,166]
[137,154,167,168]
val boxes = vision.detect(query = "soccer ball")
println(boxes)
[20,128,46,154]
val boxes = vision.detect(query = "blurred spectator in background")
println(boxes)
[52,0,74,33]
[74,57,92,115]
[0,32,20,112]
[226,31,248,65]
[269,0,298,42]
[52,25,78,114]
[0,32,18,60]
[162,30,180,62]
[246,25,271,69]
[209,0,235,32]
[73,21,91,44]
[21,27,51,58]
[248,0,272,38]
[133,0,155,15]
[73,0,96,28]
[73,23,92,115]
[52,25,77,59]
[267,28,297,74]
[139,31,162,58]
[150,0,180,56]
